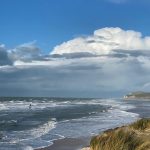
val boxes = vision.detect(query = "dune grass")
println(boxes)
[90,119,150,150]
[130,118,150,131]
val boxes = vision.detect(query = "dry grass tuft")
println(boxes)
[90,119,150,150]
[130,118,150,131]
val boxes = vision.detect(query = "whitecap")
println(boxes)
[0,103,7,111]
[29,120,56,139]
[23,146,34,150]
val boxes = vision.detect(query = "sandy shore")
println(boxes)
[35,137,91,150]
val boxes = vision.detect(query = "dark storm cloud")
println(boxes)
[0,45,12,66]
[1,54,150,97]
[50,52,97,59]
[0,65,103,97]
[113,49,150,57]
[9,42,41,62]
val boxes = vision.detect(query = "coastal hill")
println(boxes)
[82,119,150,150]
[124,91,150,99]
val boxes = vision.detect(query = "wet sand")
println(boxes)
[35,137,91,150]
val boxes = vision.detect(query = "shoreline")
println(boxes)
[35,101,142,150]
[35,137,91,150]
[35,119,150,150]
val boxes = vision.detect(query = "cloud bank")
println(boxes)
[0,44,12,66]
[1,27,150,97]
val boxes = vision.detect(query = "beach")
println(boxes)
[36,137,90,150]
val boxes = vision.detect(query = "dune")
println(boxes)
[83,119,150,150]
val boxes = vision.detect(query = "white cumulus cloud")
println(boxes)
[51,27,150,55]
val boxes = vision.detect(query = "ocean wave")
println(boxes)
[23,146,34,150]
[0,120,57,150]
[0,97,141,149]
[11,120,57,142]
[0,103,7,111]
[29,120,56,139]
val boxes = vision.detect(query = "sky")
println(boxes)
[0,0,150,97]
[1,0,150,52]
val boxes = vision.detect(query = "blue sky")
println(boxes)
[0,0,150,53]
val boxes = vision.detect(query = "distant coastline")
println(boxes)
[124,91,150,100]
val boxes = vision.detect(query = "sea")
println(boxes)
[0,97,149,150]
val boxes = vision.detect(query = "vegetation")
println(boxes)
[130,118,150,131]
[89,119,150,150]
[125,91,150,99]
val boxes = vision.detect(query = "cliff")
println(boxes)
[82,119,150,150]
